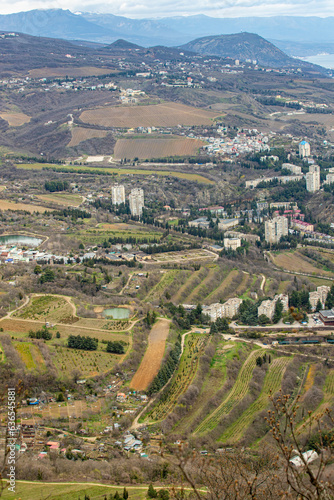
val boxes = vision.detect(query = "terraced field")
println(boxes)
[220,356,291,443]
[174,341,245,434]
[145,270,179,302]
[185,265,218,304]
[296,369,334,436]
[194,348,264,435]
[145,334,208,422]
[174,267,209,304]
[204,269,239,304]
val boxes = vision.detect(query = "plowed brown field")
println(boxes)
[80,102,217,128]
[0,112,31,126]
[130,318,170,391]
[68,127,108,147]
[28,67,116,77]
[113,137,204,159]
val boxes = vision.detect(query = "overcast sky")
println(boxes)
[0,0,333,18]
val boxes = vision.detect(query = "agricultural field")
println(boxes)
[68,126,108,147]
[0,199,48,213]
[296,369,334,436]
[130,319,170,391]
[113,137,205,160]
[14,295,75,323]
[271,250,334,277]
[145,333,208,423]
[28,66,117,77]
[194,348,264,436]
[74,225,162,245]
[0,111,31,126]
[144,270,179,302]
[17,161,201,181]
[13,341,46,372]
[80,102,218,128]
[16,163,214,184]
[35,193,83,207]
[150,249,215,264]
[3,482,149,500]
[174,341,247,434]
[220,356,291,443]
[51,345,119,378]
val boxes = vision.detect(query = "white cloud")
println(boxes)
[0,0,334,18]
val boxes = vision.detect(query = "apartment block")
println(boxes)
[306,164,320,193]
[111,184,125,205]
[282,163,302,175]
[264,216,288,244]
[299,140,311,158]
[129,188,144,217]
[309,286,330,311]
[258,294,288,320]
[204,297,242,321]
[224,237,241,250]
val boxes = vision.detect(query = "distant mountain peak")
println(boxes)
[108,39,142,49]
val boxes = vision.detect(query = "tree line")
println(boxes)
[67,334,98,350]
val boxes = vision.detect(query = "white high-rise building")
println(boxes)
[299,140,311,158]
[306,164,320,193]
[265,216,288,244]
[111,184,125,205]
[129,188,144,217]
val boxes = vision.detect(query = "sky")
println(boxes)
[0,0,333,18]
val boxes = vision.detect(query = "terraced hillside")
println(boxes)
[220,356,291,443]
[194,348,264,436]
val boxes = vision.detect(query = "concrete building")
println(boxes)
[223,297,243,318]
[309,286,330,311]
[258,294,288,320]
[111,184,125,205]
[299,140,311,158]
[291,219,314,233]
[306,164,320,193]
[204,297,242,321]
[319,309,334,325]
[326,173,334,185]
[282,163,302,175]
[218,218,239,230]
[129,188,144,218]
[265,216,288,244]
[224,237,241,250]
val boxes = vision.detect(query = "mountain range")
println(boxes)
[0,9,334,54]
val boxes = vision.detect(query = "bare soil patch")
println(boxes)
[0,112,31,126]
[113,137,204,159]
[130,319,170,391]
[0,200,47,213]
[28,67,116,78]
[80,102,217,128]
[68,127,108,147]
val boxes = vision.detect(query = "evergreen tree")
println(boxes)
[123,487,129,499]
[148,485,157,499]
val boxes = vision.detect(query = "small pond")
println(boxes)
[102,308,130,319]
[0,235,43,247]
